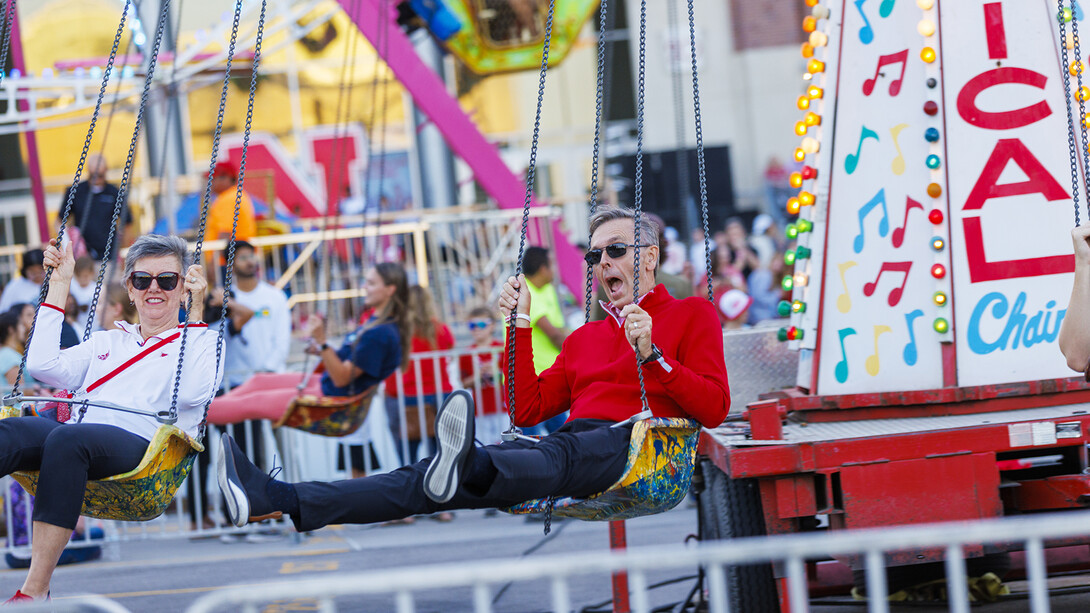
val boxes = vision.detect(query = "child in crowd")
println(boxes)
[458,305,505,445]
[68,256,96,333]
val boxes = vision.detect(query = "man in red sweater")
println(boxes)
[217,206,730,529]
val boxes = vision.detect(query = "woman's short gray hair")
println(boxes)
[123,234,192,281]
[588,206,660,250]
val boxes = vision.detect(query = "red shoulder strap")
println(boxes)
[85,330,182,393]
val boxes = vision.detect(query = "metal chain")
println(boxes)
[1071,1,1090,222]
[630,0,650,416]
[169,0,247,427]
[503,0,556,442]
[1061,0,1084,226]
[197,0,267,439]
[583,0,610,325]
[13,0,133,397]
[0,0,16,91]
[688,0,712,301]
[363,0,390,266]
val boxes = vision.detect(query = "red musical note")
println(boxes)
[863,261,912,307]
[862,49,909,96]
[891,196,923,248]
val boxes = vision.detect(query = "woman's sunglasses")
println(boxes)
[468,320,490,331]
[584,243,650,266]
[129,271,180,291]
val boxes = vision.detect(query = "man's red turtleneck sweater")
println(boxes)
[508,285,730,429]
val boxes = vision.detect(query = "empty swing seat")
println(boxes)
[273,386,378,437]
[503,417,702,521]
[1,406,203,522]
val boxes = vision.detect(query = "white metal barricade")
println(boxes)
[184,511,1086,613]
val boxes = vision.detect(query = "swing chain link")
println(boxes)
[0,0,16,92]
[197,0,266,440]
[1071,1,1090,225]
[12,0,131,399]
[584,0,610,325]
[503,0,556,443]
[172,0,251,431]
[687,0,713,302]
[631,0,651,416]
[1061,0,1082,226]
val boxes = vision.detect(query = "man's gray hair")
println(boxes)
[588,206,660,250]
[123,234,192,280]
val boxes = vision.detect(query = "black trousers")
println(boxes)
[0,417,148,529]
[292,419,631,532]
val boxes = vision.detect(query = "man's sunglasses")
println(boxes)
[584,243,651,266]
[468,320,490,331]
[129,271,181,291]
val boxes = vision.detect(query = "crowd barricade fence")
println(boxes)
[183,510,1080,613]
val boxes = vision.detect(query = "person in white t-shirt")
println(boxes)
[221,242,291,389]
[0,234,223,605]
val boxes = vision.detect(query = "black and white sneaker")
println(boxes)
[218,434,274,527]
[423,390,476,504]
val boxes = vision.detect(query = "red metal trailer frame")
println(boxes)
[699,376,1090,609]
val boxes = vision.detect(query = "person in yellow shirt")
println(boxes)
[205,161,257,243]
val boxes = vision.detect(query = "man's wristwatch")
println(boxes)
[639,344,663,366]
[319,342,330,353]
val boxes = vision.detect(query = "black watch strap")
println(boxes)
[639,344,663,366]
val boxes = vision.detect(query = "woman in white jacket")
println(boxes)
[1,234,222,604]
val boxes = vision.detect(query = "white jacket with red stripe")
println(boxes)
[27,307,224,440]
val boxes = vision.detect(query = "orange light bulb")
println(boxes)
[802,16,816,33]
[804,112,821,126]
[804,0,818,6]
[797,95,810,110]
[795,121,808,136]
[794,147,806,162]
[920,47,936,63]
[808,59,826,74]
[786,197,801,215]
[1078,86,1090,102]
[798,191,815,206]
[1070,61,1084,77]
[789,172,803,189]
[801,43,814,58]
[807,85,824,99]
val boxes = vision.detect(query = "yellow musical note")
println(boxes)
[889,123,908,175]
[837,261,858,313]
[865,324,892,376]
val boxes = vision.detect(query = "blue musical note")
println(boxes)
[845,126,879,174]
[903,309,923,366]
[855,0,874,44]
[835,327,858,384]
[879,0,895,18]
[853,188,890,253]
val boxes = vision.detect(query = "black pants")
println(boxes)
[292,419,631,532]
[0,417,148,529]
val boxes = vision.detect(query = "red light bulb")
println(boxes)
[931,263,946,279]
[928,209,944,224]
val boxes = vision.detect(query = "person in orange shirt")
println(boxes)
[205,161,257,243]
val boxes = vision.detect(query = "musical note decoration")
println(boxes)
[854,0,897,44]
[837,261,858,313]
[903,309,923,366]
[845,126,880,174]
[862,49,909,97]
[862,261,912,307]
[865,325,892,376]
[891,196,923,248]
[835,327,858,383]
[889,123,908,175]
[853,189,890,253]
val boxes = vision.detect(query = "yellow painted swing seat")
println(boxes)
[0,406,203,521]
[273,386,378,438]
[502,417,702,521]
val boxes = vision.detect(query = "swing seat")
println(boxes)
[502,417,702,521]
[1,406,203,522]
[273,386,378,437]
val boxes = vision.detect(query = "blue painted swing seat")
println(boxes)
[502,417,702,521]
